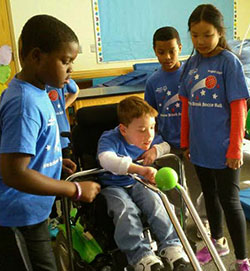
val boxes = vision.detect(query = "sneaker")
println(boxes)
[197,219,211,239]
[196,237,230,265]
[160,246,193,271]
[234,258,250,271]
[48,217,60,239]
[133,254,164,271]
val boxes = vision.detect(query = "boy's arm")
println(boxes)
[1,153,100,202]
[98,151,156,184]
[65,80,80,109]
[65,85,79,109]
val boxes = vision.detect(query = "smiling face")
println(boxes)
[120,114,156,150]
[154,39,182,72]
[190,20,221,57]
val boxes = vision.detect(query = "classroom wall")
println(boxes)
[9,0,154,73]
[7,0,250,74]
[236,0,250,40]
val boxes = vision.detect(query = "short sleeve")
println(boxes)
[224,56,249,103]
[0,113,40,155]
[65,79,78,94]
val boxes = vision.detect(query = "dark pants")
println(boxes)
[195,165,247,259]
[0,220,57,271]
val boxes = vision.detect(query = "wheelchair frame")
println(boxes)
[60,154,226,271]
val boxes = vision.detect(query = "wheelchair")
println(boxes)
[55,103,225,271]
[55,103,165,271]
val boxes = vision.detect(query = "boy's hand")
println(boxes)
[183,148,190,160]
[78,181,101,202]
[138,166,157,184]
[139,147,157,165]
[62,158,77,175]
[226,158,243,170]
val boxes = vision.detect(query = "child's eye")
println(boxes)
[157,51,164,55]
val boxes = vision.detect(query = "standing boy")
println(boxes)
[145,26,209,236]
[0,15,100,271]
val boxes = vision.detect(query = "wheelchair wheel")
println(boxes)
[55,230,95,271]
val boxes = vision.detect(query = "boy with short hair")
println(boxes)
[0,15,100,271]
[145,26,209,237]
[145,26,182,149]
[97,96,192,271]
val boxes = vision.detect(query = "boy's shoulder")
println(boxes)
[147,67,164,82]
[100,126,121,141]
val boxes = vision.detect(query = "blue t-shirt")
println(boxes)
[145,65,184,148]
[179,50,250,169]
[0,77,62,227]
[97,126,164,186]
[47,79,78,149]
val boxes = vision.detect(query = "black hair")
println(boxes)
[180,4,231,82]
[153,26,181,48]
[188,4,230,51]
[20,14,79,59]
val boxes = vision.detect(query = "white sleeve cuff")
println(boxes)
[98,151,132,175]
[153,142,171,159]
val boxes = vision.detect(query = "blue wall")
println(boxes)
[97,0,234,62]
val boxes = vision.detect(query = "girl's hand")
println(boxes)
[140,147,157,166]
[183,148,190,160]
[226,158,243,170]
[138,166,157,184]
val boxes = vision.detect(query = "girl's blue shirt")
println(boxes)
[179,50,250,168]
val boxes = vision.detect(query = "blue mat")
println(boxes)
[240,188,250,221]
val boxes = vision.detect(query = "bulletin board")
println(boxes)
[92,0,236,63]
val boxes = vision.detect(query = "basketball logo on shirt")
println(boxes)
[48,90,58,101]
[205,76,217,89]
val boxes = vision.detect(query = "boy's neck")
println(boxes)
[162,61,181,72]
[17,69,45,90]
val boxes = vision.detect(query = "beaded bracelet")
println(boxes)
[73,182,82,201]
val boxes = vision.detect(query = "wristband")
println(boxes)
[73,182,82,201]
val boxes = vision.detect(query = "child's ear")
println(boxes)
[30,47,43,63]
[119,123,127,136]
[178,44,182,54]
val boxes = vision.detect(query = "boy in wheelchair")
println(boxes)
[97,96,193,271]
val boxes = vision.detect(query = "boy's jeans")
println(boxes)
[0,220,57,271]
[101,181,181,265]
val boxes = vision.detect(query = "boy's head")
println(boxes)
[153,26,182,72]
[19,15,79,89]
[118,96,158,150]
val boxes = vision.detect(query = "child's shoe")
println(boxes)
[196,237,229,265]
[133,254,164,271]
[234,258,250,271]
[197,219,211,239]
[48,217,60,239]
[160,245,193,270]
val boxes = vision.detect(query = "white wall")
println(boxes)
[237,0,250,40]
[9,0,156,72]
[9,0,250,73]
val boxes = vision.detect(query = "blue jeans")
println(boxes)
[101,182,181,265]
